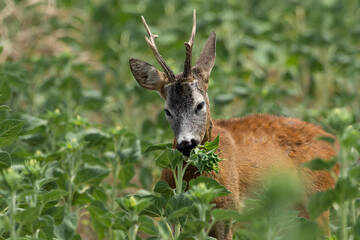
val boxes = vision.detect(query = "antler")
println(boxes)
[183,10,196,78]
[141,16,176,83]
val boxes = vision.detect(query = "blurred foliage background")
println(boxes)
[1,0,359,133]
[0,0,359,239]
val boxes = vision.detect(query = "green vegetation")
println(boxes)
[0,0,359,239]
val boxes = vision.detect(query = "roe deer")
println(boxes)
[129,10,339,239]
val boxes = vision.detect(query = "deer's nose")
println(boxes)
[177,139,199,156]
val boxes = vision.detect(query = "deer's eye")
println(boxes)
[164,109,172,117]
[196,102,205,113]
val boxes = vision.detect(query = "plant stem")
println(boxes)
[161,216,175,240]
[109,137,123,240]
[128,224,138,240]
[10,190,16,239]
[67,153,75,212]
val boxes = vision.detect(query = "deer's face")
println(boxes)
[164,78,209,156]
[129,11,215,156]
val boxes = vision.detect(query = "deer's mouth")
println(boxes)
[177,139,199,156]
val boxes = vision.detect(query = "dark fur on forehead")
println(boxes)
[166,81,196,111]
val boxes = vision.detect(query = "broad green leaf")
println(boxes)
[0,151,11,169]
[155,147,183,170]
[153,180,174,200]
[19,114,48,132]
[167,206,194,219]
[166,193,193,227]
[140,166,153,190]
[348,166,360,181]
[333,178,358,203]
[204,135,220,151]
[84,129,110,146]
[307,190,335,219]
[211,209,244,222]
[0,119,24,146]
[140,195,167,217]
[14,206,41,224]
[119,139,141,164]
[143,142,172,154]
[87,200,112,227]
[0,81,11,103]
[82,154,107,168]
[189,176,231,197]
[36,215,55,240]
[138,215,158,236]
[155,150,170,169]
[118,165,135,188]
[38,177,58,187]
[302,158,337,171]
[167,148,183,170]
[38,190,68,204]
[73,192,93,205]
[75,165,110,186]
[0,105,11,111]
[54,213,78,240]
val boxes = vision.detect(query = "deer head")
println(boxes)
[129,10,216,156]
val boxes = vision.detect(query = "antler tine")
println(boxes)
[141,16,176,82]
[183,9,196,78]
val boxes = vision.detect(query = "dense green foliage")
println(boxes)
[0,0,359,239]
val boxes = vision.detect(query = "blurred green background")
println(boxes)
[1,0,360,239]
[1,0,359,137]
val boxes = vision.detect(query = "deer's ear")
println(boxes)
[195,31,216,77]
[129,59,168,97]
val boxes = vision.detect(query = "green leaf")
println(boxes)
[19,114,48,132]
[143,142,172,154]
[333,178,358,203]
[155,147,183,170]
[166,193,193,227]
[348,166,360,181]
[138,215,158,236]
[140,195,167,217]
[0,105,11,111]
[0,119,24,146]
[38,190,68,204]
[302,158,337,171]
[167,148,183,170]
[38,177,58,188]
[118,165,135,188]
[354,216,360,240]
[87,200,112,227]
[155,150,170,169]
[189,176,231,197]
[307,190,335,219]
[119,139,141,164]
[82,154,107,168]
[36,215,55,239]
[14,206,41,224]
[211,209,244,222]
[0,81,11,103]
[203,135,220,151]
[75,165,110,186]
[0,151,11,169]
[315,135,336,145]
[153,180,174,200]
[54,213,78,240]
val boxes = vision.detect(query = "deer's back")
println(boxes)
[212,114,339,201]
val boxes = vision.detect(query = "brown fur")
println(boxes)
[161,114,339,239]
